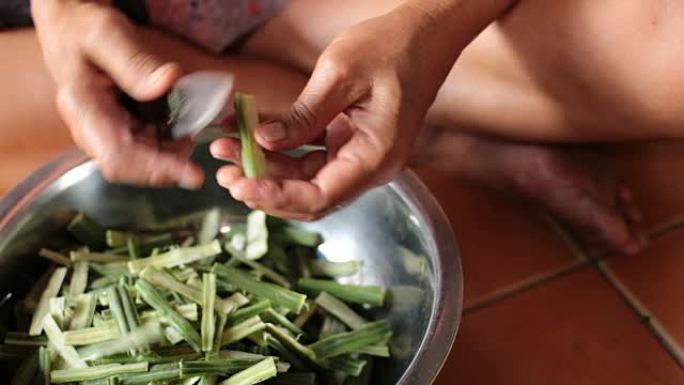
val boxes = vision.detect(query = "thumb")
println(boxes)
[256,62,362,151]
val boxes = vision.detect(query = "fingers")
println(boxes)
[57,78,204,189]
[211,138,326,180]
[255,52,368,151]
[80,4,182,100]
[214,131,391,220]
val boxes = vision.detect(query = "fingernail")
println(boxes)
[259,122,287,142]
[179,168,202,190]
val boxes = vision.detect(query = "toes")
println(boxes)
[617,185,643,224]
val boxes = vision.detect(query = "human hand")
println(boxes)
[31,0,204,189]
[210,4,463,220]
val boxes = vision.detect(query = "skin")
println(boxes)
[14,0,677,253]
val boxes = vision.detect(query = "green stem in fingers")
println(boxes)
[212,264,306,314]
[218,357,277,385]
[135,279,202,352]
[297,279,386,307]
[202,273,217,352]
[235,92,268,179]
[309,320,392,359]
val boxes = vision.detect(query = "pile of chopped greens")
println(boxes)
[3,209,391,385]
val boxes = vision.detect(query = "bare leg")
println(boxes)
[411,129,645,255]
[245,0,682,142]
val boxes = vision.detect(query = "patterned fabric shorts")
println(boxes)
[0,0,286,53]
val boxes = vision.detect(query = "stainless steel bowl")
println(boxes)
[0,147,462,384]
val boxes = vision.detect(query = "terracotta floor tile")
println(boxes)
[607,228,684,346]
[435,268,684,385]
[608,141,684,232]
[414,168,578,306]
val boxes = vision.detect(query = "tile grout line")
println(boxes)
[543,209,684,369]
[595,261,684,368]
[463,259,590,314]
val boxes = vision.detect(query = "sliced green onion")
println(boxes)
[212,265,306,314]
[262,309,303,337]
[298,279,386,307]
[235,92,268,179]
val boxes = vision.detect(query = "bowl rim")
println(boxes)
[0,149,463,385]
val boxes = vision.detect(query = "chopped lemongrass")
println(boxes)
[135,279,202,351]
[315,292,367,330]
[235,92,268,179]
[264,324,320,370]
[310,260,363,278]
[227,300,271,325]
[271,227,323,248]
[293,300,317,328]
[107,286,129,337]
[118,285,140,332]
[106,230,129,247]
[232,254,291,288]
[77,322,163,361]
[43,314,87,368]
[218,357,277,385]
[212,265,306,313]
[264,372,316,385]
[71,250,129,264]
[245,210,268,260]
[198,208,221,245]
[202,273,217,352]
[30,267,68,336]
[309,321,392,359]
[38,248,72,267]
[63,324,120,346]
[357,344,390,357]
[128,240,222,274]
[327,355,367,377]
[221,316,267,346]
[262,309,303,337]
[180,357,264,377]
[140,267,246,314]
[69,261,89,297]
[50,362,149,383]
[298,279,386,307]
[4,332,48,347]
[67,212,106,249]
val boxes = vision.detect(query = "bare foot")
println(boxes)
[411,128,645,256]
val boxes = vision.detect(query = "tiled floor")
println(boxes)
[4,131,684,383]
